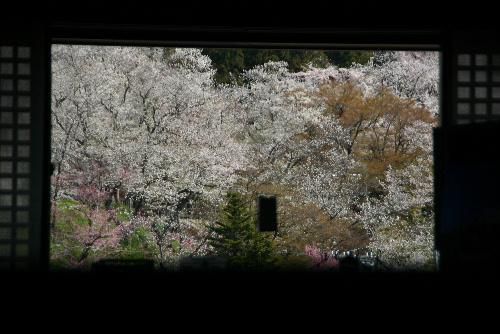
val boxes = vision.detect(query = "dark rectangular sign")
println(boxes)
[257,195,277,232]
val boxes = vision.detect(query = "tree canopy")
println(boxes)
[202,48,373,84]
[50,46,438,271]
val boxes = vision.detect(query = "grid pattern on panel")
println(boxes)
[455,53,500,125]
[0,45,31,270]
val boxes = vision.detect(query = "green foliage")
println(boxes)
[51,200,92,269]
[57,198,80,212]
[202,48,331,85]
[202,48,373,84]
[325,50,374,67]
[119,226,154,260]
[113,203,133,221]
[55,199,88,229]
[202,48,246,85]
[208,192,275,269]
[171,239,181,254]
[51,199,152,266]
[244,49,330,72]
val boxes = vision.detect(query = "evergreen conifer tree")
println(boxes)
[208,192,275,270]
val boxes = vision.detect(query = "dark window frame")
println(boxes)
[43,25,448,271]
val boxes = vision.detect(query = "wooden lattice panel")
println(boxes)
[454,53,500,124]
[0,45,32,270]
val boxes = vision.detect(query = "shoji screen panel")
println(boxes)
[454,53,500,124]
[435,29,500,271]
[0,22,48,270]
[451,30,500,125]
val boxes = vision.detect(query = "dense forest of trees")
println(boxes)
[202,49,373,84]
[50,46,438,271]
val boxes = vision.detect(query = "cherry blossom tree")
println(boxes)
[358,154,435,270]
[52,45,249,268]
[304,245,339,270]
[51,47,439,270]
[354,51,440,116]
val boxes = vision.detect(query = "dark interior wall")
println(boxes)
[38,0,500,29]
[4,0,499,29]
